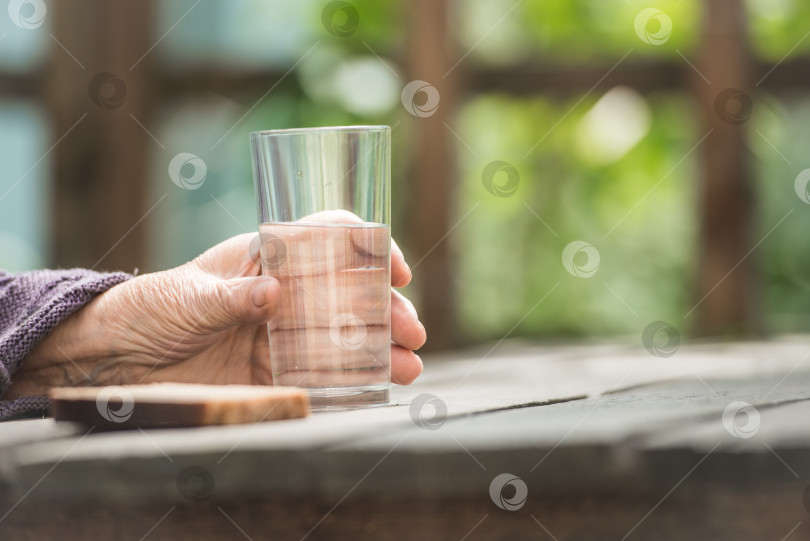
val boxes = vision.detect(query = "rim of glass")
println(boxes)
[250,125,390,137]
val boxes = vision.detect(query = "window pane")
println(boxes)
[0,1,49,71]
[747,0,810,61]
[0,101,48,271]
[156,0,401,70]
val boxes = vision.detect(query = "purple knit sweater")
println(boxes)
[0,269,131,421]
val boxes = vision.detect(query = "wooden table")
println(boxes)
[2,338,810,540]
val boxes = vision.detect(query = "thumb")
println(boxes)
[205,276,280,330]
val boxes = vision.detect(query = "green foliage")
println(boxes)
[453,91,696,339]
[751,94,810,331]
[747,0,810,61]
[456,0,700,65]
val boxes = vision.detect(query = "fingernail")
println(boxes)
[251,280,270,307]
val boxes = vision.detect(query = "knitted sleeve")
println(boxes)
[0,269,132,421]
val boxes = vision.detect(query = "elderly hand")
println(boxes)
[5,232,425,398]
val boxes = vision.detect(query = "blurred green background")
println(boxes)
[2,0,810,346]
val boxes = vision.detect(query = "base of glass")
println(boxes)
[307,385,390,411]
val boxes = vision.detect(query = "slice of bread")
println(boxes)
[49,383,310,430]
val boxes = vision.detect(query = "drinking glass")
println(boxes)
[250,126,391,409]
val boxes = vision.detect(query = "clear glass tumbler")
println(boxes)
[250,126,391,409]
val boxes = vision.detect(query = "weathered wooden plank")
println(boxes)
[2,341,810,540]
[646,395,810,451]
[0,419,80,451]
[0,482,806,541]
[337,371,810,455]
[1,339,809,516]
[0,340,797,468]
[3,353,809,502]
[1,443,808,541]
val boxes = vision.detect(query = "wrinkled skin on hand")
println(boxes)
[4,219,425,399]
